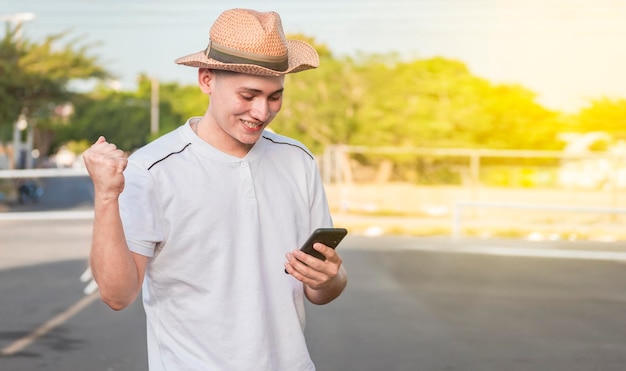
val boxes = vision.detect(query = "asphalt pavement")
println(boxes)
[3,177,626,370]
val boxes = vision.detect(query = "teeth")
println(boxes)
[242,120,262,129]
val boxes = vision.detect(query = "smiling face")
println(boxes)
[197,69,285,157]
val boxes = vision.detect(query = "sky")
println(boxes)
[3,0,626,112]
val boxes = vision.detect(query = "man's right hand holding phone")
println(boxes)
[285,242,347,305]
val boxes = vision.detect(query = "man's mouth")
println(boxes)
[242,120,263,129]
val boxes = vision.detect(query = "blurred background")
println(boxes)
[2,0,626,239]
[3,2,626,370]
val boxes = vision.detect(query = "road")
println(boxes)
[2,177,626,370]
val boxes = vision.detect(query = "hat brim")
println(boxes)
[175,40,319,76]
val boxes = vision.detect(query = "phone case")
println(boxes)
[299,228,348,261]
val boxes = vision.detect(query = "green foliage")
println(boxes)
[0,24,23,131]
[349,56,561,150]
[55,89,151,151]
[272,55,360,154]
[141,75,207,136]
[65,139,91,154]
[54,75,194,152]
[0,23,109,160]
[351,56,476,147]
[275,53,563,154]
[574,98,626,139]
[5,26,626,165]
[467,84,561,149]
[0,22,109,143]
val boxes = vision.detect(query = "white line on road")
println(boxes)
[1,292,100,356]
[344,235,626,262]
[402,244,626,262]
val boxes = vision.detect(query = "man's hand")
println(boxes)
[83,136,128,201]
[285,243,347,304]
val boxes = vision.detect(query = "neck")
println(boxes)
[192,116,253,158]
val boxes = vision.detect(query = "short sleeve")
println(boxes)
[119,159,164,257]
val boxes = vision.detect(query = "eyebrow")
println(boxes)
[240,87,284,95]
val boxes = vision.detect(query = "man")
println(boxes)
[82,8,347,371]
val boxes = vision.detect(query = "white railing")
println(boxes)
[452,201,626,239]
[0,210,93,221]
[0,167,88,178]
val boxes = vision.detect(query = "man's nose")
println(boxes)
[250,98,270,121]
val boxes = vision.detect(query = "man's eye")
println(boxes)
[269,94,282,101]
[241,95,254,101]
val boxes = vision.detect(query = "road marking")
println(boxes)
[344,238,626,262]
[444,245,626,261]
[1,292,100,356]
[393,244,626,262]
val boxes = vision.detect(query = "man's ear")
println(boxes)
[198,68,214,94]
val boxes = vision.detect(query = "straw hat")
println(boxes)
[175,9,319,76]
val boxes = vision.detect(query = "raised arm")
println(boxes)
[83,136,148,310]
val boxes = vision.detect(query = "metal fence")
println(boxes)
[320,145,626,188]
[3,146,626,239]
[319,146,626,239]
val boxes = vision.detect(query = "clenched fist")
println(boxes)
[83,136,128,201]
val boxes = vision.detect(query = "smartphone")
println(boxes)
[299,227,348,261]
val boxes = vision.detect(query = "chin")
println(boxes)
[238,132,263,145]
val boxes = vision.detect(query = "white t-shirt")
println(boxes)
[119,119,333,370]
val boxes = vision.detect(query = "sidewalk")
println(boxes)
[0,219,92,270]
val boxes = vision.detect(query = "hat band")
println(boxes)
[205,41,289,72]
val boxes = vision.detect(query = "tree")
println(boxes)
[271,35,363,154]
[147,76,207,138]
[347,56,561,150]
[574,98,626,139]
[56,75,194,152]
[0,22,109,163]
[461,83,561,150]
[27,31,579,162]
[55,86,152,151]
